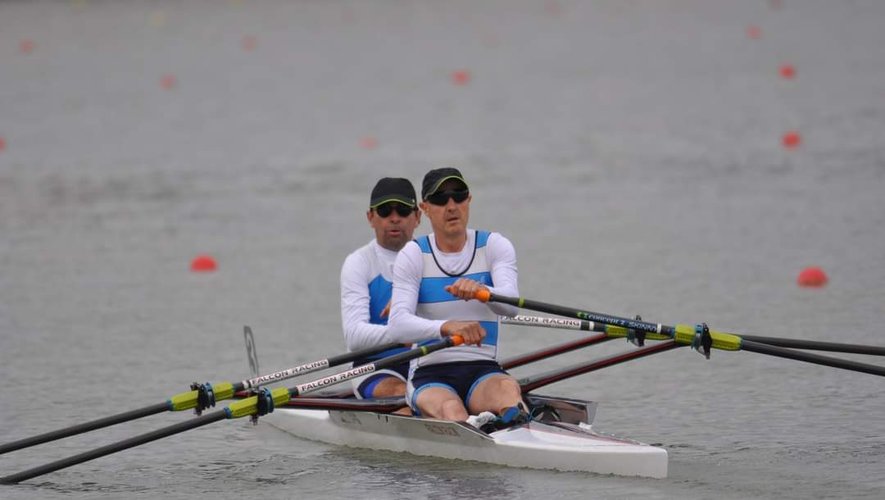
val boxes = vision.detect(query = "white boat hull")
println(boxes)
[265,394,667,478]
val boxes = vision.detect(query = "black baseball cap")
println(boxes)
[421,168,469,200]
[369,177,417,208]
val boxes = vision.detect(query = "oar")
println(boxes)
[0,340,404,456]
[0,336,462,485]
[498,314,671,369]
[476,291,885,377]
[519,340,684,393]
[280,396,406,412]
[502,333,613,369]
[501,314,671,346]
[739,335,885,356]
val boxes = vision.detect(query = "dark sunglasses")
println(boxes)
[374,203,415,218]
[426,189,469,206]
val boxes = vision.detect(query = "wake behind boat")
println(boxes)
[267,394,667,478]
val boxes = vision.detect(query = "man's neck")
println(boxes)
[434,230,468,253]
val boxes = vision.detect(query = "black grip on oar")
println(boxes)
[0,402,170,456]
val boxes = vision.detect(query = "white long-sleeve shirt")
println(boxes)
[388,229,519,348]
[340,239,401,352]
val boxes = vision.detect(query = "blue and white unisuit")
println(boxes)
[387,229,520,367]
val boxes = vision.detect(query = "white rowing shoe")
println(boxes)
[266,394,668,478]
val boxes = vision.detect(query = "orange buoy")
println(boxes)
[779,64,796,80]
[190,255,217,272]
[451,70,471,86]
[160,74,177,90]
[0,136,6,152]
[797,267,827,287]
[782,131,801,149]
[241,35,257,52]
[360,136,378,150]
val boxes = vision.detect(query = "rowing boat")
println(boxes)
[266,393,668,478]
[4,304,882,485]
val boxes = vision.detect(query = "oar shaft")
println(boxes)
[740,340,885,377]
[502,333,612,370]
[241,342,404,388]
[0,411,227,485]
[289,337,461,397]
[479,292,736,352]
[500,314,672,347]
[741,336,885,356]
[0,402,170,456]
[519,341,684,393]
[1,338,465,483]
[0,343,406,456]
[501,315,596,331]
[483,292,668,336]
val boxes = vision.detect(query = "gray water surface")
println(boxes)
[2,1,884,498]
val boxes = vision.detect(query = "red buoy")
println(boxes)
[0,136,6,152]
[797,267,827,287]
[451,70,471,86]
[747,25,762,40]
[19,39,35,55]
[360,136,378,150]
[190,255,217,272]
[241,35,257,52]
[782,131,801,149]
[779,64,796,80]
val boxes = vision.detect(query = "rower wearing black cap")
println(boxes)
[388,168,529,427]
[340,177,421,403]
